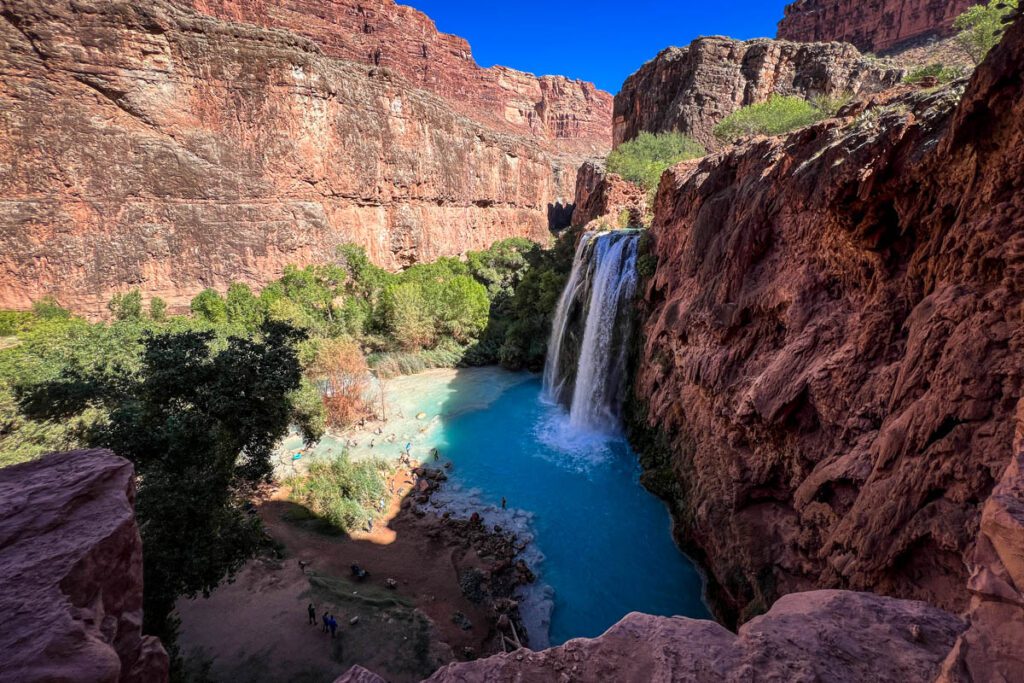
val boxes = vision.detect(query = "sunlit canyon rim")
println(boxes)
[1,0,1024,682]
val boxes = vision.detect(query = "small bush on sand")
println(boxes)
[288,454,392,532]
[606,131,706,192]
[714,95,824,144]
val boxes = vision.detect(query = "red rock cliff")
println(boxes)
[0,450,168,683]
[613,37,902,151]
[637,12,1023,627]
[778,0,979,53]
[0,0,610,316]
[177,0,612,157]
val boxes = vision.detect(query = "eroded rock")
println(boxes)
[0,450,168,683]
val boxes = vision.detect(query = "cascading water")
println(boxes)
[543,230,641,433]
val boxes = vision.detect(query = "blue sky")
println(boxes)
[405,1,787,93]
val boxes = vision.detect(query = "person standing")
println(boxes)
[328,614,338,638]
[322,610,330,633]
[307,603,316,625]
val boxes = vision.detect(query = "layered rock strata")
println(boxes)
[778,0,979,54]
[570,161,646,229]
[175,0,613,156]
[0,0,609,316]
[0,450,168,683]
[613,37,902,151]
[637,13,1023,627]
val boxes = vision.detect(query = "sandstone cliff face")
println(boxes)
[570,161,646,229]
[0,0,608,316]
[613,37,902,151]
[0,450,168,683]
[778,0,978,54]
[176,0,613,157]
[637,13,1023,627]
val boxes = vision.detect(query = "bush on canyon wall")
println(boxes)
[903,63,967,85]
[954,0,1019,64]
[606,131,706,192]
[714,95,826,144]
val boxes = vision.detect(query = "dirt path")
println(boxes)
[175,469,507,682]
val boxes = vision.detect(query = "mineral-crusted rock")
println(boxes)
[0,0,609,316]
[778,0,979,54]
[0,450,168,683]
[613,37,902,150]
[636,15,1024,623]
[570,161,646,229]
[422,591,963,683]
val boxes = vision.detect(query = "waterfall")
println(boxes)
[543,230,641,433]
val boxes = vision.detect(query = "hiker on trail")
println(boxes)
[501,497,507,510]
[322,610,330,633]
[307,603,316,625]
[328,614,338,638]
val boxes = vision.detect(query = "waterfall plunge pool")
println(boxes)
[279,366,710,647]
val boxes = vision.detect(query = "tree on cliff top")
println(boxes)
[606,131,706,193]
[954,0,1019,64]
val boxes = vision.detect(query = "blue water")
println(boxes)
[278,367,710,646]
[431,372,709,645]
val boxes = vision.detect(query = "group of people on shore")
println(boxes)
[308,603,339,638]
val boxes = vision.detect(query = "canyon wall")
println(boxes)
[778,0,979,54]
[0,450,168,683]
[637,11,1023,631]
[613,37,902,151]
[176,0,612,157]
[0,0,611,316]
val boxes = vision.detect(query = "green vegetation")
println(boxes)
[606,131,705,193]
[714,95,827,144]
[0,233,580,656]
[903,63,967,85]
[954,0,1018,64]
[287,454,392,532]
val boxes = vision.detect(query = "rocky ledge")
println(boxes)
[0,450,168,683]
[614,36,902,151]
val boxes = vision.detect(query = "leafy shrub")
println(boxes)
[0,311,31,336]
[31,296,71,321]
[606,132,706,192]
[288,454,392,532]
[108,289,143,322]
[954,0,1018,64]
[149,297,168,322]
[810,92,854,117]
[714,95,825,144]
[190,288,228,324]
[903,63,967,85]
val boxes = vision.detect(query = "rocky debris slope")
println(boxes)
[613,37,902,151]
[778,0,978,54]
[174,0,613,157]
[0,0,605,316]
[0,450,168,683]
[570,161,646,229]
[637,12,1023,628]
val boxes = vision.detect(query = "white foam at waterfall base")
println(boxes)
[534,396,616,472]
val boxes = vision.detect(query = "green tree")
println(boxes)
[21,323,310,643]
[381,282,436,350]
[190,288,228,325]
[31,296,71,321]
[108,289,143,322]
[954,0,1018,64]
[714,95,825,144]
[606,131,706,192]
[225,283,265,332]
[149,297,168,322]
[436,276,490,343]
